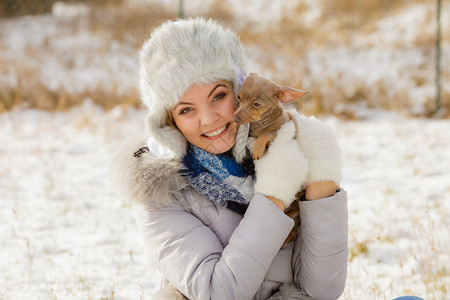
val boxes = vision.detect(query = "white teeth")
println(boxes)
[203,124,227,137]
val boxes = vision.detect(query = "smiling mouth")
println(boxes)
[202,123,230,139]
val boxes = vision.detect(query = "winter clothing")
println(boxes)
[182,143,254,215]
[250,111,343,190]
[293,114,342,185]
[139,18,249,162]
[109,17,348,300]
[253,121,309,208]
[110,133,348,299]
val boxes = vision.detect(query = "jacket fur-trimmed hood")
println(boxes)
[109,136,187,205]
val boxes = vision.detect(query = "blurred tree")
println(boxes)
[0,0,55,17]
[435,0,442,114]
[0,0,114,18]
[179,0,184,19]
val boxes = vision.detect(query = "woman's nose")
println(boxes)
[200,109,219,126]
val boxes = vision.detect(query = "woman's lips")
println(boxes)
[202,123,230,140]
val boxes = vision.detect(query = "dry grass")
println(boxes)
[214,0,448,118]
[0,79,139,113]
[322,0,407,32]
[0,0,448,117]
[85,1,175,48]
[349,240,369,262]
[0,0,175,112]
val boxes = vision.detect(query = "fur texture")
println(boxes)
[139,18,249,161]
[109,136,186,205]
[253,122,309,208]
[293,113,342,185]
[252,111,343,206]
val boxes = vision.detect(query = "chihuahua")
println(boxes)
[233,73,309,160]
[234,73,310,246]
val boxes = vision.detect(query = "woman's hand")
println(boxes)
[305,181,337,200]
[266,196,285,211]
[269,181,337,207]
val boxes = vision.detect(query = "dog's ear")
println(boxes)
[276,87,309,104]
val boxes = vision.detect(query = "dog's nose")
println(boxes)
[233,115,241,123]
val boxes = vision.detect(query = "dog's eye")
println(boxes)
[237,95,242,102]
[252,101,262,108]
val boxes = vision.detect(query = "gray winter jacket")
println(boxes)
[110,137,348,300]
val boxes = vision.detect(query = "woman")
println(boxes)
[110,18,348,299]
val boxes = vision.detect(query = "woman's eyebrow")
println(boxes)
[208,84,227,98]
[174,101,193,109]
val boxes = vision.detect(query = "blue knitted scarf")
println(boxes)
[182,144,254,215]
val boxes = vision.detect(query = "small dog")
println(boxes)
[234,73,309,246]
[233,73,309,160]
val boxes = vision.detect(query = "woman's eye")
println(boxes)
[213,92,226,101]
[180,107,193,115]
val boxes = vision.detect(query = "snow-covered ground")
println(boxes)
[333,111,450,299]
[0,105,156,300]
[1,105,449,299]
[1,0,449,299]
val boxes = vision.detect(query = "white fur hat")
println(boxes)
[139,18,249,161]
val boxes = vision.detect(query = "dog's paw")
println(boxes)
[252,136,271,160]
[252,146,265,160]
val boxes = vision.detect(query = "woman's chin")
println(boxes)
[203,139,235,154]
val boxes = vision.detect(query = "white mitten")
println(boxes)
[294,114,342,185]
[254,121,309,208]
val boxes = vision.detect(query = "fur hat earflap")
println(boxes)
[139,17,249,161]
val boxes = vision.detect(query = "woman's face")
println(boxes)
[171,80,238,154]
